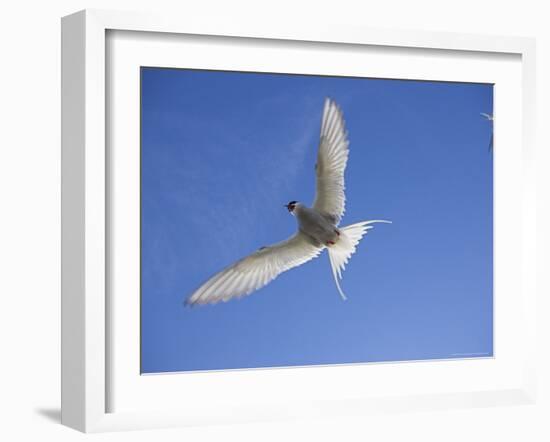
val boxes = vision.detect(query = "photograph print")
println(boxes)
[140,68,493,374]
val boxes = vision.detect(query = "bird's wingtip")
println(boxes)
[324,96,339,107]
[183,297,196,308]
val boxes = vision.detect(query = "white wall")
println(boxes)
[0,1,548,441]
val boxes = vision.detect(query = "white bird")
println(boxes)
[186,98,390,306]
[481,113,494,151]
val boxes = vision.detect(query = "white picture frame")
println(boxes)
[61,9,537,433]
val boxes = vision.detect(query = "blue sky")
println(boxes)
[140,67,493,374]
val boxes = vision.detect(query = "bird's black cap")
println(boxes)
[285,201,298,212]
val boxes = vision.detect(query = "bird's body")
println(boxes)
[293,203,340,247]
[185,98,390,306]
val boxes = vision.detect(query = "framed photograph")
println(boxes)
[61,9,537,432]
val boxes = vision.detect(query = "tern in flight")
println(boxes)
[186,98,390,306]
[481,112,494,152]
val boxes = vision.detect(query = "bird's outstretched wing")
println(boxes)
[186,233,324,305]
[313,98,350,226]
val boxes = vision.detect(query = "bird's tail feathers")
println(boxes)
[327,220,391,301]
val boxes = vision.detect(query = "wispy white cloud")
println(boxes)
[142,95,324,275]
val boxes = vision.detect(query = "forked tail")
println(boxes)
[327,220,391,301]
